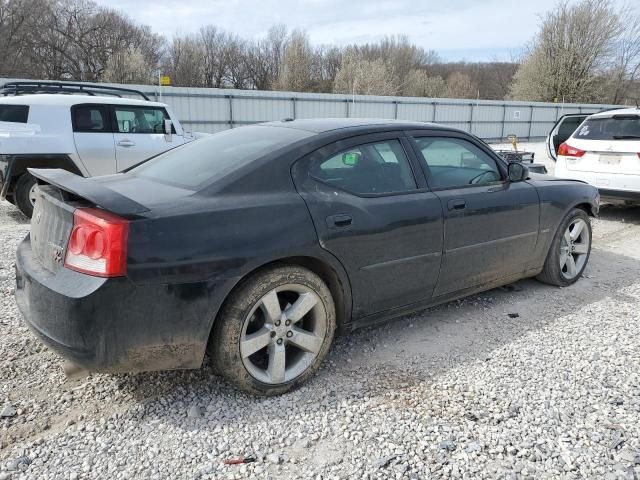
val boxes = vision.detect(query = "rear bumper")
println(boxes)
[15,235,214,373]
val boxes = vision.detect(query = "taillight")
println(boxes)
[65,208,129,277]
[558,142,586,158]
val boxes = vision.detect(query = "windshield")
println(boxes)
[131,125,313,188]
[573,115,640,140]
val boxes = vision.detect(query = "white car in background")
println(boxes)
[554,108,640,202]
[0,81,194,217]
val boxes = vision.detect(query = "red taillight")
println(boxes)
[558,142,586,158]
[65,208,129,277]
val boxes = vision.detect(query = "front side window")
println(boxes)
[414,137,502,189]
[573,115,640,140]
[72,105,108,133]
[0,105,29,123]
[311,139,416,195]
[113,106,170,134]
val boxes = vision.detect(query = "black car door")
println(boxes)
[292,132,443,319]
[408,131,540,297]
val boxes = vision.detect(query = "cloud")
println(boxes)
[98,0,628,61]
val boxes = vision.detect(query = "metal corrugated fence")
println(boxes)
[1,78,623,141]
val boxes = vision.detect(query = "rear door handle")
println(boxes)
[117,140,135,147]
[327,214,353,228]
[447,199,466,211]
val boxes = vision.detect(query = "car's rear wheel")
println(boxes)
[14,173,38,218]
[537,208,592,286]
[210,265,336,395]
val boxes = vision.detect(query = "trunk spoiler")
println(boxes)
[28,168,150,216]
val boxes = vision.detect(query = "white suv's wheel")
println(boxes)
[14,173,38,218]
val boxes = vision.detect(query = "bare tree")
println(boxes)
[446,72,476,99]
[333,49,397,96]
[510,0,621,102]
[224,34,249,88]
[103,47,153,84]
[166,34,205,87]
[199,26,229,88]
[404,70,446,97]
[277,29,313,91]
[605,6,640,103]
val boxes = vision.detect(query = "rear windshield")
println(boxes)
[131,125,313,188]
[0,105,29,123]
[573,115,640,140]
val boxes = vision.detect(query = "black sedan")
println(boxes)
[15,119,599,395]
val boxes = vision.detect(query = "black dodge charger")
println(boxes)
[15,119,598,395]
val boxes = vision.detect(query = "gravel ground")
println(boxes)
[2,184,640,479]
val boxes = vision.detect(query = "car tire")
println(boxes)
[536,208,592,287]
[14,173,38,218]
[209,265,336,395]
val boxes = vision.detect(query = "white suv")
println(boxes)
[554,108,640,202]
[0,81,194,216]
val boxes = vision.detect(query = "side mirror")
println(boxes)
[342,151,360,166]
[508,162,529,182]
[164,119,173,141]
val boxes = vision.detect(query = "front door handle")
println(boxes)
[448,199,466,211]
[117,139,135,147]
[327,214,353,229]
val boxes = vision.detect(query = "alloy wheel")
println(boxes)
[559,218,590,280]
[240,284,327,385]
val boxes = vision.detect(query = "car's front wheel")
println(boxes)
[537,208,592,286]
[210,265,336,395]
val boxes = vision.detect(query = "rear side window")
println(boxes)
[0,105,29,123]
[132,125,313,188]
[113,106,172,134]
[311,140,416,195]
[557,116,585,137]
[574,115,640,140]
[72,105,109,133]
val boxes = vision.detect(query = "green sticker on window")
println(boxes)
[342,152,360,166]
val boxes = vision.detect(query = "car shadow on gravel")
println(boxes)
[101,246,640,432]
[598,203,640,225]
[1,205,29,225]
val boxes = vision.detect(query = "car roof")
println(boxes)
[588,107,640,119]
[261,118,456,134]
[0,94,167,108]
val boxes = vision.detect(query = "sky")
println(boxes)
[99,0,628,62]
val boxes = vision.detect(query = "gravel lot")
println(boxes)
[2,170,640,479]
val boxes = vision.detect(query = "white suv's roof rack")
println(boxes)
[0,81,150,101]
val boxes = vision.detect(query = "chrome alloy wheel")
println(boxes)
[559,217,590,280]
[240,284,327,385]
